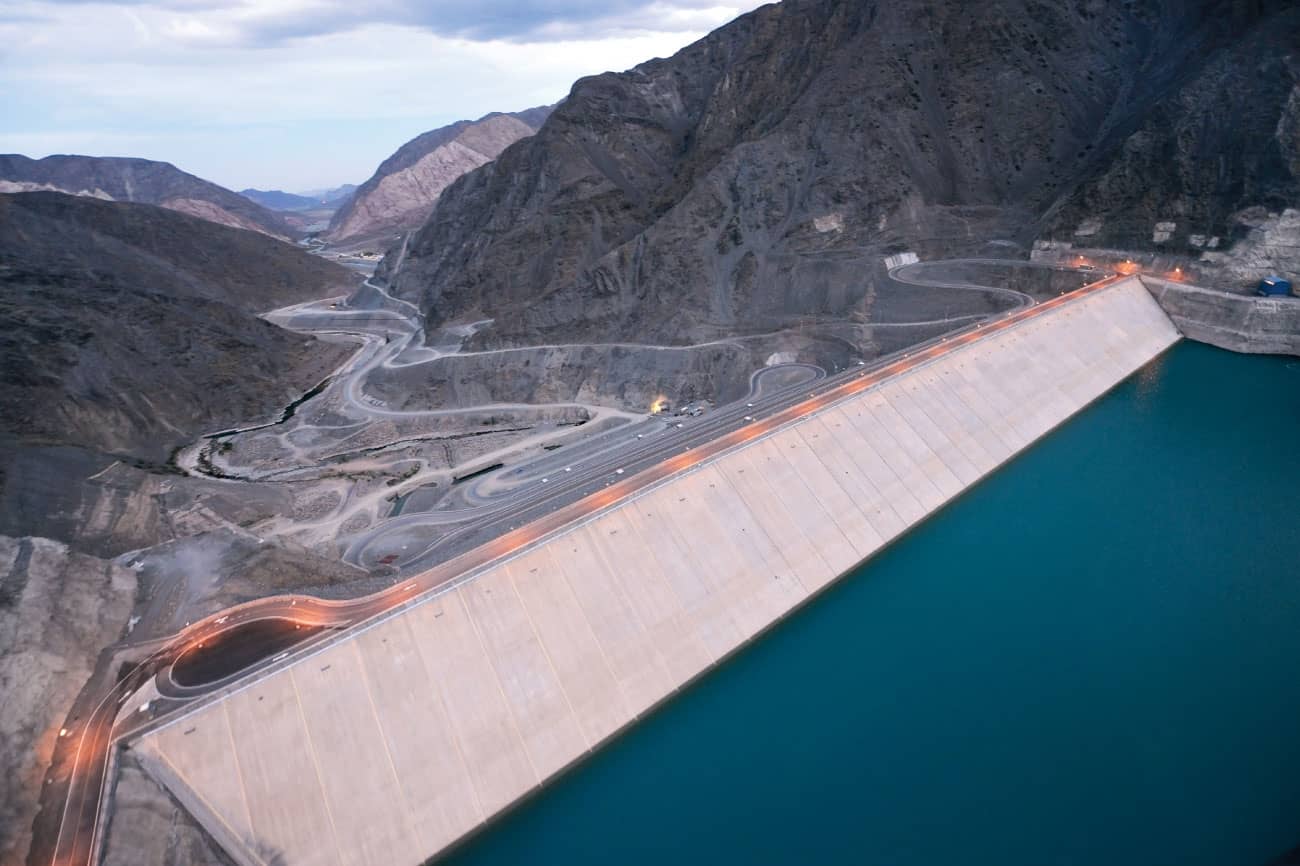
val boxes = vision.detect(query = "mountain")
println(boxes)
[0,155,300,241]
[313,183,358,204]
[239,188,323,212]
[241,185,359,213]
[324,107,553,248]
[0,191,356,467]
[381,0,1299,352]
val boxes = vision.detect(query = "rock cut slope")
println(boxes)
[382,0,1298,349]
[0,154,300,241]
[324,107,553,248]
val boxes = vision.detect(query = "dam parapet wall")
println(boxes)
[125,277,1182,866]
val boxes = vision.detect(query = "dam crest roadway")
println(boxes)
[170,258,1040,579]
[88,270,1183,866]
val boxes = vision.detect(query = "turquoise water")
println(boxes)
[440,341,1300,866]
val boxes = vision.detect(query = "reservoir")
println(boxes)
[440,341,1300,866]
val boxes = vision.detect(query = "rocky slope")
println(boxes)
[0,155,299,241]
[0,535,137,866]
[0,192,358,550]
[1042,7,1300,275]
[383,0,1298,355]
[100,753,231,866]
[324,107,552,248]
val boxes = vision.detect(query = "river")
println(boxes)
[438,341,1300,866]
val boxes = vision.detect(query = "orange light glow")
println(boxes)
[649,396,668,415]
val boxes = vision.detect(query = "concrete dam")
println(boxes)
[127,276,1181,866]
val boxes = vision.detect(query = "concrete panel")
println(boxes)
[977,335,1065,441]
[816,407,929,527]
[690,461,809,610]
[921,364,1013,466]
[739,436,861,583]
[353,616,484,855]
[503,550,633,746]
[459,568,588,778]
[712,447,831,603]
[224,677,341,866]
[798,414,910,541]
[882,383,981,486]
[581,508,716,685]
[881,382,965,498]
[834,400,946,515]
[291,644,421,866]
[404,596,538,816]
[893,377,993,481]
[623,483,748,659]
[547,521,676,714]
[781,424,886,555]
[946,354,1035,448]
[652,472,772,639]
[931,357,1022,455]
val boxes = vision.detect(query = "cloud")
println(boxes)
[18,0,766,46]
[0,0,766,189]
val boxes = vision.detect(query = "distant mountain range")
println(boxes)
[0,154,300,241]
[239,189,323,211]
[240,184,358,212]
[324,106,553,248]
[303,184,357,204]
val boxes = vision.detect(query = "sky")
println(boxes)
[0,0,768,191]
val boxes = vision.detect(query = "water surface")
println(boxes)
[441,341,1300,866]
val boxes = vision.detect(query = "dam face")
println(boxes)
[127,277,1181,866]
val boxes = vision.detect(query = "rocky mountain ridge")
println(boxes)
[0,154,300,241]
[0,192,357,551]
[324,106,553,248]
[381,0,1298,358]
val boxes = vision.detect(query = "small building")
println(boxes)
[1256,276,1294,297]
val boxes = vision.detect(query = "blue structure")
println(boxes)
[1256,276,1294,297]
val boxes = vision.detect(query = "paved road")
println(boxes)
[42,263,1117,866]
